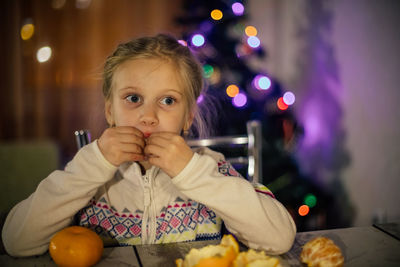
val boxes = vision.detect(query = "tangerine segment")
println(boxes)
[49,226,103,267]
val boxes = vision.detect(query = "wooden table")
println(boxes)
[1,224,399,266]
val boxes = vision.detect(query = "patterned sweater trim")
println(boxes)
[78,198,222,245]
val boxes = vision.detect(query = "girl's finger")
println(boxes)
[118,143,143,154]
[118,133,145,148]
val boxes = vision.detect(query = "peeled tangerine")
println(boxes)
[233,249,282,267]
[176,234,282,267]
[300,236,344,267]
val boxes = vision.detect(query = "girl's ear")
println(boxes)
[105,100,115,127]
[184,110,195,131]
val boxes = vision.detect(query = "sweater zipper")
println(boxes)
[142,169,156,244]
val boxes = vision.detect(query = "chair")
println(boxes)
[74,120,262,183]
[187,120,262,183]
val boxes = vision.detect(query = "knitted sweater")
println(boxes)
[2,140,296,257]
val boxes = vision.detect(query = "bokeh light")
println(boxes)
[298,205,310,216]
[304,193,317,208]
[226,84,239,97]
[247,36,260,48]
[211,9,223,20]
[277,97,289,110]
[283,91,296,105]
[253,75,271,90]
[21,23,35,40]
[203,64,214,79]
[232,92,247,108]
[36,46,52,63]
[178,39,187,46]
[245,26,257,37]
[191,34,205,47]
[232,2,244,16]
[197,94,204,104]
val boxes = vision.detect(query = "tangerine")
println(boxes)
[49,226,104,267]
[176,234,239,267]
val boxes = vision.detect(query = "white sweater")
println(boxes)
[2,140,296,257]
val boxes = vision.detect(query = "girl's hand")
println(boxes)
[98,126,145,166]
[144,132,194,178]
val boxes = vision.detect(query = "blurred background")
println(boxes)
[1,0,399,233]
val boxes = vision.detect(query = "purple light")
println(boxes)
[191,34,205,47]
[283,91,295,105]
[252,75,271,90]
[178,39,187,46]
[247,36,260,48]
[232,2,244,16]
[197,94,204,104]
[232,92,247,108]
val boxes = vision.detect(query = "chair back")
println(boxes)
[187,120,262,183]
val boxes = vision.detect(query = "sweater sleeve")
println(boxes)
[171,151,296,255]
[1,140,118,257]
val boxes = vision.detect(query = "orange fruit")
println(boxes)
[49,226,104,267]
[176,234,239,267]
[300,236,344,267]
[233,249,282,267]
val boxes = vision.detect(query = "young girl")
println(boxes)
[2,34,296,257]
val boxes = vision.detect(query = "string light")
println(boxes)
[247,36,260,48]
[178,39,187,46]
[304,194,317,208]
[191,34,205,47]
[232,2,244,16]
[253,75,271,90]
[245,26,257,37]
[197,94,204,104]
[283,91,296,105]
[36,46,52,63]
[203,64,214,79]
[232,92,247,108]
[226,84,239,97]
[277,97,289,110]
[211,9,223,20]
[298,205,310,216]
[21,23,35,40]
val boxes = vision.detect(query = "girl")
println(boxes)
[2,34,296,257]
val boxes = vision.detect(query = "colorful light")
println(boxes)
[232,2,244,16]
[226,84,239,97]
[197,94,204,104]
[191,34,205,47]
[203,64,214,79]
[247,36,260,48]
[178,39,187,46]
[232,92,247,108]
[304,194,317,208]
[211,9,223,20]
[36,46,52,63]
[298,205,310,216]
[253,75,271,90]
[21,23,35,40]
[245,26,257,37]
[277,97,289,110]
[283,91,296,105]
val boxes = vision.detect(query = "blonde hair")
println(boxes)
[102,34,210,138]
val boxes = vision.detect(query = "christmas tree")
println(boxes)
[175,0,341,231]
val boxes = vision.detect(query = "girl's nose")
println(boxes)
[139,104,158,126]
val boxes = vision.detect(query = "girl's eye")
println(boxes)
[160,96,176,105]
[126,94,141,103]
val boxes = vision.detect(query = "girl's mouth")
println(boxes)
[143,132,151,138]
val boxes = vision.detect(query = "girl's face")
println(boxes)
[105,58,192,136]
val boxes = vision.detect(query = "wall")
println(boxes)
[250,0,400,226]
